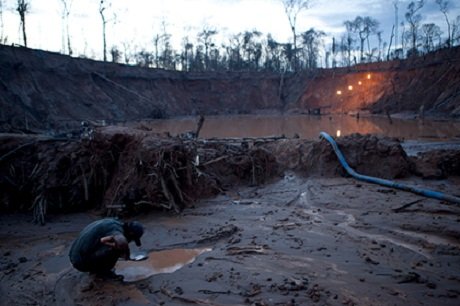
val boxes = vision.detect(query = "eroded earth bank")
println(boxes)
[1,45,460,133]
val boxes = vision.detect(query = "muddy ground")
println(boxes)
[1,130,460,306]
[2,42,460,306]
[1,175,460,306]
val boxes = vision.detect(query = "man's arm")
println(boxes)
[100,235,130,259]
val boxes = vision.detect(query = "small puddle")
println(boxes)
[115,247,212,282]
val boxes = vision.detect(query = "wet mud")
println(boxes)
[1,130,460,305]
[1,174,459,306]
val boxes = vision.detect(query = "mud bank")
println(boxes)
[2,45,460,133]
[296,46,460,117]
[2,128,459,221]
[1,128,426,219]
[0,45,283,133]
[0,127,279,221]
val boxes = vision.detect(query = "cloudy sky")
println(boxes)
[1,0,459,59]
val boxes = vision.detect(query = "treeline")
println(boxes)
[100,0,460,72]
[113,28,326,72]
[3,0,460,72]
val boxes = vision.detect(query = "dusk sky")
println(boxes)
[1,0,459,60]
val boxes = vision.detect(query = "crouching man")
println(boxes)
[69,218,144,278]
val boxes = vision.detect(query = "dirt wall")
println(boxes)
[0,46,283,132]
[295,47,460,116]
[0,130,424,223]
[1,45,460,133]
[0,129,281,222]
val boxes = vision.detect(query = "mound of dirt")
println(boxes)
[265,133,413,179]
[412,149,460,179]
[3,129,452,223]
[0,129,281,222]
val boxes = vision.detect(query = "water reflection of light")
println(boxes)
[136,115,460,141]
[336,130,341,137]
[116,247,212,282]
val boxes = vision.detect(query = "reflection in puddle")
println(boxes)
[115,247,212,282]
[125,114,460,141]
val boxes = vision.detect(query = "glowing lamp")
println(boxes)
[336,90,342,95]
[367,74,371,79]
[336,130,341,137]
[358,81,362,85]
[348,85,353,91]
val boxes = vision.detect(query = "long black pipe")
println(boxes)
[320,132,460,205]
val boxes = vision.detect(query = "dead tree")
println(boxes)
[436,0,452,47]
[60,0,73,55]
[281,0,310,71]
[0,0,5,43]
[99,0,109,61]
[405,0,425,55]
[16,0,29,47]
[393,0,399,50]
[197,26,218,70]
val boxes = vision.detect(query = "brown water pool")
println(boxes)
[128,114,460,141]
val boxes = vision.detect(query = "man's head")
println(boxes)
[124,221,144,247]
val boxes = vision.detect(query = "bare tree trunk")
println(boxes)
[443,13,451,47]
[0,0,4,43]
[387,25,395,60]
[21,14,27,47]
[16,1,29,47]
[102,18,107,61]
[282,0,310,71]
[60,0,73,55]
[394,0,399,50]
[99,3,107,61]
[67,20,72,55]
[154,35,159,68]
[292,26,297,70]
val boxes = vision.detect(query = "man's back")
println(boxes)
[69,218,124,273]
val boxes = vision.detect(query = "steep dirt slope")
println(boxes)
[294,47,460,116]
[0,46,283,132]
[1,45,459,133]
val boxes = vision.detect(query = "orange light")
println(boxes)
[348,85,353,91]
[336,90,342,95]
[336,130,341,137]
[358,81,362,85]
[367,74,371,79]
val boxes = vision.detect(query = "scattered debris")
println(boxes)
[226,245,269,256]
